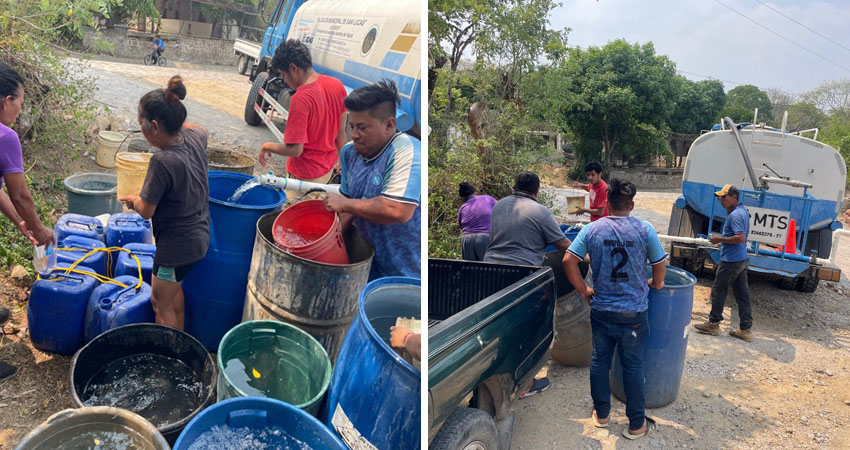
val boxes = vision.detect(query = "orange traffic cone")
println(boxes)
[780,219,796,254]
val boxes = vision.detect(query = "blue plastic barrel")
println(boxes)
[54,214,104,243]
[324,277,421,450]
[183,172,286,351]
[610,265,697,408]
[114,243,156,284]
[84,275,153,343]
[28,263,99,355]
[173,397,346,450]
[545,224,582,252]
[56,235,108,276]
[106,213,152,248]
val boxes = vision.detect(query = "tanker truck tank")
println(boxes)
[245,0,421,135]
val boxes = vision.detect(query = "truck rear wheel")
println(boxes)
[244,71,268,126]
[236,55,250,74]
[796,276,819,293]
[431,407,498,450]
[775,276,797,290]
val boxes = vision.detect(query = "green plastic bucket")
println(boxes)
[217,320,331,416]
[63,173,123,216]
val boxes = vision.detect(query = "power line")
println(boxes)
[712,0,850,74]
[752,0,850,55]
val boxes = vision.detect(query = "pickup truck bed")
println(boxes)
[429,259,557,448]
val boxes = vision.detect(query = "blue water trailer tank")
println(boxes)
[55,235,108,276]
[324,277,421,450]
[54,214,105,243]
[106,213,153,248]
[84,275,153,343]
[610,265,697,408]
[28,263,99,355]
[172,397,346,450]
[114,243,156,284]
[183,172,286,351]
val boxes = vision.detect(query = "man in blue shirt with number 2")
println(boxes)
[564,178,666,441]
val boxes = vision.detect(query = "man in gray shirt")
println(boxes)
[485,171,571,265]
[484,171,571,397]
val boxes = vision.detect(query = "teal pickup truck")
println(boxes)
[428,258,560,450]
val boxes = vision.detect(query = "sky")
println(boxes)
[548,0,850,96]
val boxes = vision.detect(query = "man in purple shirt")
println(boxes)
[457,182,497,261]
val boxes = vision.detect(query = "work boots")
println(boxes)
[729,329,753,342]
[693,321,720,336]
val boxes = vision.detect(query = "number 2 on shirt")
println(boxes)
[610,247,629,282]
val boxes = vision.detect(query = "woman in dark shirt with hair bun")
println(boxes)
[120,76,210,330]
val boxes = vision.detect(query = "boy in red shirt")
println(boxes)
[572,161,608,222]
[257,39,347,184]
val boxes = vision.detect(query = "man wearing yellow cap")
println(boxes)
[694,184,753,342]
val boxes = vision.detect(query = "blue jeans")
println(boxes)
[589,308,649,430]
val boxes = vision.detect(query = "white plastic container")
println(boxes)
[33,244,56,275]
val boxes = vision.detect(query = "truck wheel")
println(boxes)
[796,276,819,293]
[775,277,797,290]
[431,408,498,450]
[244,71,268,126]
[237,55,250,75]
[684,258,704,277]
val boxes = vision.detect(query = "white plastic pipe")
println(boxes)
[258,173,341,195]
[570,222,837,266]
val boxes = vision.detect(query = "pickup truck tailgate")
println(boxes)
[428,259,556,437]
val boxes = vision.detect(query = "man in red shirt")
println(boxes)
[257,39,347,184]
[572,161,608,222]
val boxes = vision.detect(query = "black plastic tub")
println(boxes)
[69,323,217,444]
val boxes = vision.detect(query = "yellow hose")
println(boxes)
[37,246,144,289]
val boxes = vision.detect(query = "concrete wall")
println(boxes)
[608,167,683,190]
[83,28,238,66]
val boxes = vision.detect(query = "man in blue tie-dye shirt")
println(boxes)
[323,81,420,280]
[564,178,666,441]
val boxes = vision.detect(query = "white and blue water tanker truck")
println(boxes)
[668,113,846,292]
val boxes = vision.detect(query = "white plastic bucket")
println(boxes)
[96,131,124,168]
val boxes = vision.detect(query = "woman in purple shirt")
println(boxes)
[0,63,55,382]
[457,182,497,261]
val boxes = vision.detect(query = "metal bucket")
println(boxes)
[63,173,122,216]
[206,147,255,175]
[15,406,169,450]
[242,211,373,363]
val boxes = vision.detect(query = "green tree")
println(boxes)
[725,84,773,124]
[785,101,826,132]
[549,40,679,170]
[669,78,725,134]
[716,105,753,124]
[104,0,160,28]
[801,78,850,117]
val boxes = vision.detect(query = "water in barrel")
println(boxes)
[36,423,156,450]
[81,354,204,427]
[187,425,313,450]
[222,347,319,405]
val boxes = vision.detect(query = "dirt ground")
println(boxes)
[512,188,850,450]
[0,57,296,448]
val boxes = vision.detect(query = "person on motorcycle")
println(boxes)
[152,34,165,63]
